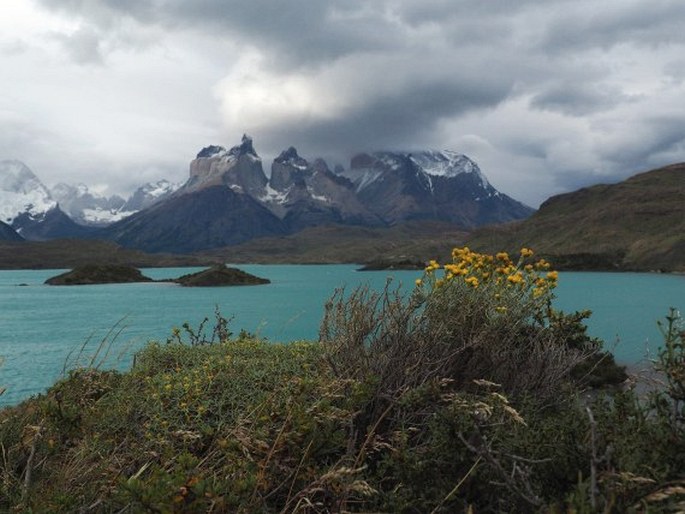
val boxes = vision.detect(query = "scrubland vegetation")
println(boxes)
[1,248,683,512]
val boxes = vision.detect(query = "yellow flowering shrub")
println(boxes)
[322,246,597,404]
[416,246,558,317]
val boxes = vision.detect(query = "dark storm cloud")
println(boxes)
[253,72,515,163]
[38,0,399,66]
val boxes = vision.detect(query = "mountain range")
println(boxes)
[2,149,683,271]
[0,159,180,240]
[0,136,533,252]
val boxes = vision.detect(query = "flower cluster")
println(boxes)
[416,247,559,313]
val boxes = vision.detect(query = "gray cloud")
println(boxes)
[53,27,104,65]
[530,83,637,116]
[540,1,685,52]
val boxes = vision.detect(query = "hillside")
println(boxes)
[200,221,469,264]
[467,163,685,272]
[0,239,209,269]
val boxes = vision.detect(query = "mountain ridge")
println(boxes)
[466,162,685,272]
[85,135,532,253]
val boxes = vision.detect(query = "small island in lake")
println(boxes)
[357,259,426,271]
[45,264,153,285]
[172,264,270,287]
[45,264,270,287]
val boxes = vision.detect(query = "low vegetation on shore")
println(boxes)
[1,248,683,512]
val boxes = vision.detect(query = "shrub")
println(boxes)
[321,247,598,406]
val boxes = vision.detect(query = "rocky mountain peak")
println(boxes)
[196,145,226,159]
[185,135,267,197]
[229,134,259,159]
[270,147,311,192]
[275,147,308,169]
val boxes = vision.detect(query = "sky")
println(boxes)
[1,0,684,207]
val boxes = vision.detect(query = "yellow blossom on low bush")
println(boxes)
[417,247,559,318]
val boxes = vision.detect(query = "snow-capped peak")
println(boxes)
[409,151,490,186]
[0,160,56,224]
[139,179,180,199]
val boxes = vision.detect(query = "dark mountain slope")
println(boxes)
[12,206,97,241]
[0,221,22,241]
[100,186,287,253]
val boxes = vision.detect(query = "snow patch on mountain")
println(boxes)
[410,151,490,186]
[260,184,289,204]
[81,208,137,225]
[0,160,56,224]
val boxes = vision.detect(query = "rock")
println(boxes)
[45,264,153,285]
[173,264,270,287]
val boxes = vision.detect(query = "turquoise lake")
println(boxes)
[1,265,683,407]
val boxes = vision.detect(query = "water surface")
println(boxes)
[1,266,682,406]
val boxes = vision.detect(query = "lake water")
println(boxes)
[1,265,683,407]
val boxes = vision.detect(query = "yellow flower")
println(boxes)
[496,252,509,261]
[520,247,534,258]
[465,276,479,288]
[535,259,551,270]
[546,271,559,281]
[507,273,523,284]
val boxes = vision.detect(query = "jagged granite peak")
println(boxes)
[269,147,311,193]
[263,150,383,230]
[185,135,267,196]
[275,147,308,169]
[0,160,56,225]
[229,134,259,158]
